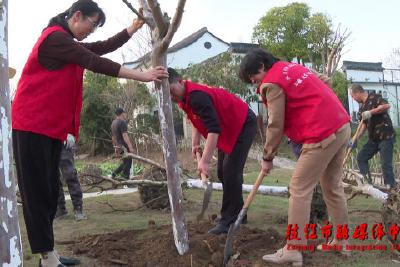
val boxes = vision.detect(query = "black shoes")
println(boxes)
[60,256,80,266]
[54,208,68,219]
[38,256,80,266]
[208,223,230,235]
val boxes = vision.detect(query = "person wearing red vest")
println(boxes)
[167,68,257,235]
[11,1,168,266]
[239,48,351,265]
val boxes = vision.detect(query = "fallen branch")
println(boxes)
[123,152,165,170]
[99,194,167,213]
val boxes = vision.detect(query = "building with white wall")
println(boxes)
[124,27,230,70]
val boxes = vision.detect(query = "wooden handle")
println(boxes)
[243,171,266,209]
[342,120,364,166]
[196,151,209,183]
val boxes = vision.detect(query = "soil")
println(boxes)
[71,220,285,267]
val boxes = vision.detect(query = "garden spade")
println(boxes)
[342,119,364,165]
[196,149,213,221]
[223,171,266,265]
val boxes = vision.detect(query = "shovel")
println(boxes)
[223,171,266,265]
[342,120,364,165]
[196,150,213,221]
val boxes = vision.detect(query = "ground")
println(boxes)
[18,150,400,267]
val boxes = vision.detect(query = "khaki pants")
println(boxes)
[287,123,351,245]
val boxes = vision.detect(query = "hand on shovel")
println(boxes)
[196,149,213,221]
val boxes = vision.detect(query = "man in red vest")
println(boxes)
[239,48,351,265]
[167,68,257,235]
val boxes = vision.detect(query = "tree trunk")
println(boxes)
[151,49,189,255]
[0,1,23,265]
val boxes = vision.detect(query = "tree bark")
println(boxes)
[0,1,23,265]
[133,0,189,255]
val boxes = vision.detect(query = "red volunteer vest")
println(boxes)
[12,26,84,141]
[259,62,350,144]
[179,81,248,154]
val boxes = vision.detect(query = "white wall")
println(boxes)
[166,33,229,69]
[346,69,383,83]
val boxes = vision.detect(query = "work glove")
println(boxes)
[64,134,75,150]
[361,110,372,120]
[347,139,358,149]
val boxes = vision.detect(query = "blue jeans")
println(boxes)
[357,137,396,186]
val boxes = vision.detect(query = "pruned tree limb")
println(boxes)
[147,0,168,36]
[123,152,165,169]
[121,0,153,27]
[161,0,186,49]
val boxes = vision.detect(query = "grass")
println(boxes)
[17,158,400,266]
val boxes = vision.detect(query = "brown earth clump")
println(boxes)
[71,221,283,267]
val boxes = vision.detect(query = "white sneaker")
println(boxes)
[262,246,303,266]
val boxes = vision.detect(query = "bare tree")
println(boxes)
[324,25,351,77]
[0,0,23,265]
[385,48,400,69]
[122,0,189,255]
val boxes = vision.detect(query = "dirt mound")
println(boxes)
[71,221,283,267]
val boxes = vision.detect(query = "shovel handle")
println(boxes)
[342,120,364,166]
[196,150,209,183]
[243,171,266,209]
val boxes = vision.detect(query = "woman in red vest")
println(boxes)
[11,1,167,266]
[239,48,351,265]
[167,68,257,235]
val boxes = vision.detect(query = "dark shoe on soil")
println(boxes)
[38,259,66,267]
[59,256,81,266]
[54,208,68,219]
[74,207,87,221]
[215,215,247,225]
[208,223,229,235]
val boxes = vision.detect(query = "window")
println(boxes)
[204,42,212,49]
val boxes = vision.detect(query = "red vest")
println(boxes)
[260,62,350,144]
[12,26,84,141]
[179,81,248,154]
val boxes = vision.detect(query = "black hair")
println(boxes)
[47,0,106,29]
[349,84,365,93]
[239,48,280,84]
[115,107,125,116]
[168,67,182,84]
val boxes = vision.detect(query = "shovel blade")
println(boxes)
[223,208,248,265]
[196,182,213,221]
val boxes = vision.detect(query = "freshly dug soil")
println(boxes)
[71,221,283,267]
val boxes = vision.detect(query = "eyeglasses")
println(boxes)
[86,17,98,31]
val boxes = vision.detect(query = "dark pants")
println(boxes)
[13,130,62,254]
[217,110,257,226]
[58,146,83,211]
[357,137,396,186]
[113,156,132,179]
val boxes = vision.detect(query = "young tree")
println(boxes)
[123,0,189,255]
[0,1,23,265]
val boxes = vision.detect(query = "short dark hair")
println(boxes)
[350,84,365,93]
[167,68,182,84]
[239,48,280,84]
[48,0,106,29]
[115,107,125,116]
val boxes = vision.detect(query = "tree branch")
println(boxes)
[121,0,153,27]
[123,152,165,169]
[147,0,168,36]
[161,0,186,49]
